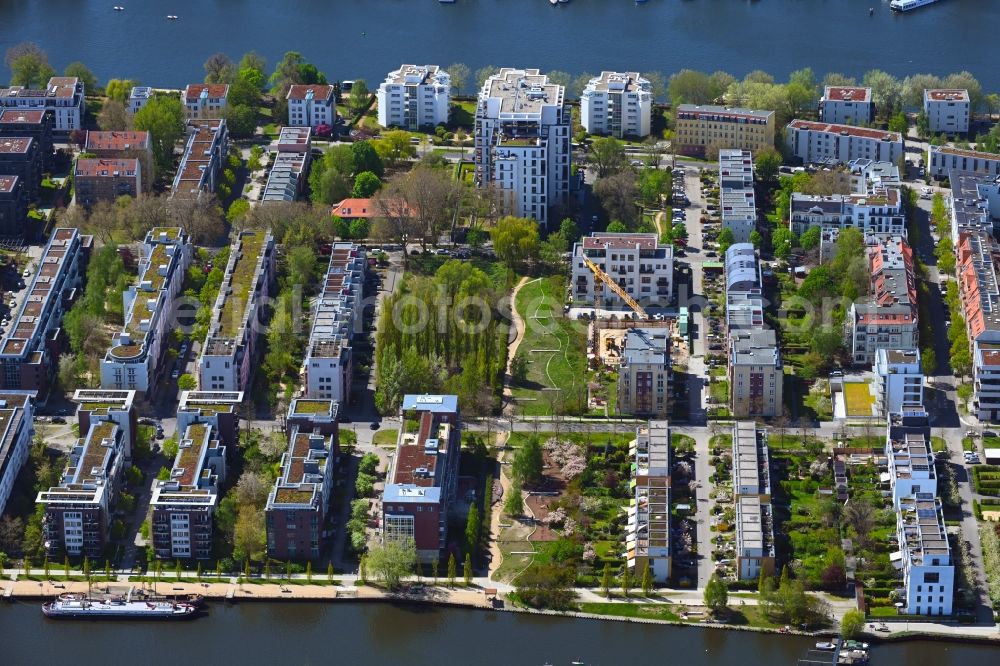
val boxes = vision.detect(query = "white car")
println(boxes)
[21,269,30,279]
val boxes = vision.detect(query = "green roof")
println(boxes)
[218,232,266,338]
[292,399,334,415]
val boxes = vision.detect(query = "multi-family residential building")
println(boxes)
[719,149,756,243]
[0,136,41,202]
[37,392,135,558]
[171,119,228,198]
[673,105,775,158]
[948,171,1000,243]
[732,421,771,503]
[84,130,153,184]
[262,127,312,204]
[74,158,142,206]
[789,187,904,236]
[625,421,670,582]
[266,416,339,561]
[0,391,36,516]
[303,243,365,402]
[0,176,27,239]
[875,348,924,417]
[571,233,673,309]
[955,230,1000,421]
[786,120,903,165]
[928,145,1000,180]
[0,108,53,168]
[725,243,765,330]
[101,228,191,393]
[895,495,954,616]
[735,448,775,583]
[849,159,901,193]
[849,236,919,365]
[729,329,783,418]
[818,86,875,126]
[474,68,571,229]
[286,398,340,437]
[128,86,152,115]
[286,84,337,129]
[73,389,138,455]
[580,71,652,139]
[198,230,275,392]
[150,421,226,560]
[382,394,461,562]
[183,83,229,120]
[0,76,84,132]
[177,390,243,449]
[377,65,450,130]
[885,407,935,507]
[923,89,970,136]
[0,228,91,400]
[617,327,671,417]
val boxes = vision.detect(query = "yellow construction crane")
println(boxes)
[582,255,649,320]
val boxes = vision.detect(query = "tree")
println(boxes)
[704,573,729,613]
[176,374,197,391]
[755,148,782,185]
[465,505,481,557]
[772,228,797,260]
[463,553,473,586]
[621,563,632,598]
[606,221,628,233]
[641,562,653,596]
[593,171,639,228]
[863,69,902,118]
[447,553,457,587]
[491,216,540,269]
[601,563,612,598]
[590,136,628,178]
[504,481,524,516]
[348,79,370,117]
[105,79,137,103]
[888,111,909,134]
[840,609,866,639]
[446,63,470,97]
[203,52,236,84]
[351,140,384,178]
[667,69,717,105]
[511,436,544,487]
[352,171,382,198]
[5,42,55,88]
[921,348,937,376]
[222,104,258,139]
[233,507,266,562]
[133,94,185,174]
[844,499,875,548]
[749,230,762,248]
[717,227,735,254]
[98,100,131,131]
[239,51,267,77]
[64,62,97,91]
[800,225,821,251]
[374,130,416,168]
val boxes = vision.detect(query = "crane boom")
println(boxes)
[582,255,648,319]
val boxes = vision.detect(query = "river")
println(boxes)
[1,1,998,93]
[1,601,997,665]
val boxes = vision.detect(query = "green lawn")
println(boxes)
[843,382,874,417]
[709,379,729,404]
[373,429,399,448]
[578,602,682,621]
[930,436,947,453]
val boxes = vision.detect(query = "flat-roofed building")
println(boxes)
[286,398,339,437]
[101,228,191,393]
[571,232,673,309]
[0,391,35,516]
[0,175,28,239]
[947,171,1000,243]
[849,236,919,365]
[875,349,924,417]
[287,84,337,129]
[895,496,954,616]
[0,228,92,400]
[729,328,783,418]
[885,407,935,507]
[625,421,670,582]
[171,118,228,198]
[198,230,276,392]
[955,230,1000,421]
[924,89,970,135]
[928,145,1000,180]
[819,86,875,126]
[580,71,652,139]
[0,136,41,202]
[73,389,137,458]
[74,158,142,206]
[128,86,152,115]
[674,105,775,158]
[732,421,771,502]
[0,76,84,132]
[719,149,756,243]
[262,127,311,204]
[474,68,570,229]
[617,327,670,418]
[377,65,450,130]
[382,394,461,562]
[790,188,904,237]
[736,495,775,581]
[150,422,226,560]
[786,120,903,166]
[849,158,901,193]
[177,390,243,449]
[183,83,229,120]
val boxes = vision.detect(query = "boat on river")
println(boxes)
[42,591,199,620]
[890,0,941,12]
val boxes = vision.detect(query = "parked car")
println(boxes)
[171,368,180,380]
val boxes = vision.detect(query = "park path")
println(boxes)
[503,276,531,402]
[653,210,666,236]
[486,432,512,580]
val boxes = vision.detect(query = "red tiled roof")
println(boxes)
[287,84,335,101]
[788,119,901,142]
[0,137,31,154]
[0,109,45,124]
[826,86,871,102]
[184,83,229,101]
[75,158,140,178]
[84,130,150,153]
[925,89,969,102]
[582,234,658,251]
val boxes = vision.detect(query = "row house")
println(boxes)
[571,233,673,309]
[377,65,450,131]
[849,236,919,366]
[0,76,84,132]
[197,230,276,392]
[261,127,312,204]
[0,391,35,516]
[786,120,903,166]
[0,176,28,239]
[580,71,653,139]
[286,84,337,129]
[101,228,192,393]
[625,421,670,582]
[719,149,756,243]
[673,105,775,158]
[732,421,775,581]
[819,86,875,126]
[617,327,671,418]
[84,130,153,185]
[171,119,228,198]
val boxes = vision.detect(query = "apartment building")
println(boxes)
[0,136,41,202]
[0,391,35,516]
[0,176,28,239]
[0,76,84,132]
[617,327,671,417]
[303,243,365,402]
[74,389,137,455]
[101,228,191,393]
[625,421,670,582]
[928,145,1000,180]
[818,86,875,126]
[719,149,756,243]
[474,68,570,229]
[895,496,954,616]
[171,118,228,198]
[150,421,226,560]
[286,84,337,129]
[266,422,338,561]
[885,407,935,507]
[874,349,924,417]
[955,230,1000,421]
[673,105,775,158]
[177,390,243,449]
[0,228,91,400]
[198,230,275,392]
[262,127,312,204]
[128,86,152,115]
[571,233,673,309]
[948,171,1000,243]
[0,109,53,168]
[580,71,652,139]
[786,120,903,165]
[183,83,229,120]
[724,243,764,330]
[74,158,142,206]
[736,493,775,581]
[729,329,783,418]
[849,236,919,366]
[923,89,970,135]
[84,130,153,184]
[377,65,450,130]
[286,398,339,437]
[789,187,904,237]
[732,421,771,502]
[382,394,461,562]
[849,158,901,193]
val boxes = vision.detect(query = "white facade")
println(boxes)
[789,188,904,236]
[0,77,85,131]
[885,408,936,507]
[182,84,229,120]
[896,496,954,616]
[875,349,924,417]
[849,236,919,366]
[626,421,670,582]
[927,145,1000,180]
[923,89,970,135]
[818,86,874,126]
[286,84,337,128]
[377,65,450,130]
[580,71,652,139]
[128,87,152,115]
[786,120,903,165]
[474,68,571,229]
[571,233,673,308]
[0,392,35,516]
[719,149,756,243]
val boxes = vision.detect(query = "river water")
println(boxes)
[1,1,998,92]
[1,601,997,665]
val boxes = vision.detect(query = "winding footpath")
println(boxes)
[502,276,531,404]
